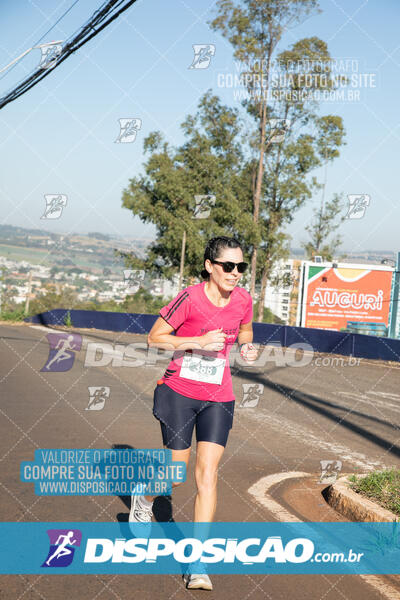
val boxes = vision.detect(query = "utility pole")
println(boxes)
[24,270,33,316]
[178,229,186,292]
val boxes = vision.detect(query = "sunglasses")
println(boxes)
[211,260,248,273]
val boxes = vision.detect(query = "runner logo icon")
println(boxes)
[345,194,370,219]
[86,386,110,410]
[188,44,216,69]
[319,460,342,484]
[41,194,67,219]
[239,383,264,408]
[41,332,82,372]
[42,529,82,568]
[39,43,63,70]
[123,269,145,294]
[115,118,142,143]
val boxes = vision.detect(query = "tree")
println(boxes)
[209,0,321,297]
[302,192,346,261]
[210,0,347,320]
[121,93,255,281]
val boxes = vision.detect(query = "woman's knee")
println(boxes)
[194,464,218,491]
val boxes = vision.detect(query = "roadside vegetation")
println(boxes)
[348,469,400,517]
[1,286,284,325]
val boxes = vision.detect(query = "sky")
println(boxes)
[0,0,399,253]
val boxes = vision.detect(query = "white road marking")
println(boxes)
[30,325,60,332]
[335,390,400,415]
[248,471,400,600]
[248,472,309,522]
[242,408,390,471]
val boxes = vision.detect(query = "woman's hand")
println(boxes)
[240,343,258,362]
[201,328,227,351]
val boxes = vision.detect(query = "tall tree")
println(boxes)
[251,36,347,319]
[210,0,346,320]
[209,0,321,297]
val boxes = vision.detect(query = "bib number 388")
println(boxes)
[179,353,226,385]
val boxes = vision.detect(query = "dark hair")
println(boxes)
[200,236,242,280]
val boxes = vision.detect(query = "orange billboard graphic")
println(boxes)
[301,265,393,331]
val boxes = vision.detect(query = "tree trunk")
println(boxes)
[256,110,286,321]
[250,98,267,297]
[178,229,186,291]
[250,51,272,298]
[257,262,271,322]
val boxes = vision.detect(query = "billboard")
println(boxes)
[298,262,394,332]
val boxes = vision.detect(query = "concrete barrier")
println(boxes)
[325,475,399,522]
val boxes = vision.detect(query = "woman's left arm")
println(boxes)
[237,320,253,345]
[237,321,258,362]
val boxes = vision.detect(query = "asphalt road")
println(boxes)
[1,322,400,599]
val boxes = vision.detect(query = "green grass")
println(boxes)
[348,469,400,517]
[0,308,26,321]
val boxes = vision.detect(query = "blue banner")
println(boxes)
[0,522,399,574]
[20,449,186,496]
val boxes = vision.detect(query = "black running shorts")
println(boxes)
[152,383,235,450]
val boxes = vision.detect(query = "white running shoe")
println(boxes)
[183,572,213,591]
[129,494,153,535]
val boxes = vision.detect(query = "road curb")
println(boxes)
[325,474,399,522]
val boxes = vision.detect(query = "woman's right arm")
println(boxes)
[147,318,226,352]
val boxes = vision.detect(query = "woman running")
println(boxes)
[130,236,257,590]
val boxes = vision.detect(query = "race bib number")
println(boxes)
[179,353,226,385]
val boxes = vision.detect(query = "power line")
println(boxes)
[0,0,138,110]
[0,0,81,83]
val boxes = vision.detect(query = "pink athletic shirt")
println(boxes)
[158,280,253,402]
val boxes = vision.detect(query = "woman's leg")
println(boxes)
[194,441,225,522]
[148,384,197,503]
[144,445,191,502]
